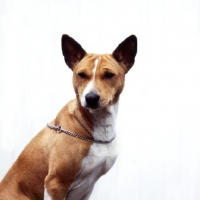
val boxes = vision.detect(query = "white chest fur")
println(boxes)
[67,103,119,200]
[67,141,118,200]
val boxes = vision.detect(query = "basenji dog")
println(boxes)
[0,34,137,200]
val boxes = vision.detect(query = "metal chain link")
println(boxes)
[47,123,115,144]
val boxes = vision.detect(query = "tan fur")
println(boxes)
[0,55,124,200]
[0,99,92,200]
[73,54,126,107]
[0,34,137,200]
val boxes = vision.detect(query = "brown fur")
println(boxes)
[0,54,125,199]
[0,34,137,200]
[73,54,126,108]
[0,99,92,200]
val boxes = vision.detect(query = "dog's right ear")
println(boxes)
[61,35,86,70]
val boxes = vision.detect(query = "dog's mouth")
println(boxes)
[85,104,100,110]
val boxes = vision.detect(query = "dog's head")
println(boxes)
[61,35,137,111]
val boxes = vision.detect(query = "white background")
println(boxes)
[0,0,200,199]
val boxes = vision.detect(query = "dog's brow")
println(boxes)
[101,67,116,73]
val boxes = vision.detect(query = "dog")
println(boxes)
[0,34,137,200]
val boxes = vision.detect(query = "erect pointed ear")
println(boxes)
[112,35,137,71]
[61,35,87,70]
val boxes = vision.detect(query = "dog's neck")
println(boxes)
[75,98,119,142]
[89,102,118,142]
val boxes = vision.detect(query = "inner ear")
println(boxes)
[61,35,87,70]
[112,35,137,70]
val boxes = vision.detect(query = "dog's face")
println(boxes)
[72,54,126,110]
[61,35,137,111]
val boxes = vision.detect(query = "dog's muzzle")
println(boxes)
[85,92,100,109]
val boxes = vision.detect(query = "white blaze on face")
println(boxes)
[80,58,99,107]
[92,58,98,74]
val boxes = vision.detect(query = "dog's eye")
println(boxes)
[105,73,115,79]
[78,72,87,78]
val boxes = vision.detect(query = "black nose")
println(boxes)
[85,92,100,109]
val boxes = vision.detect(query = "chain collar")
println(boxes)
[47,123,115,144]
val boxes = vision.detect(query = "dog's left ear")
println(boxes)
[112,35,137,72]
[62,35,86,70]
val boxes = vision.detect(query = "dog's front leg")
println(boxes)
[44,174,71,200]
[44,186,53,200]
[81,187,94,200]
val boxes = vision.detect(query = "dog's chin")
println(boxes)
[84,103,112,113]
[82,102,105,111]
[85,105,102,112]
